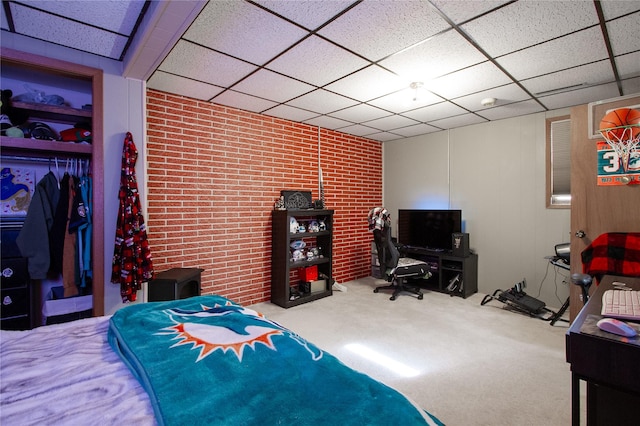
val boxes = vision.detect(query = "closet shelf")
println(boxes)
[12,101,92,123]
[0,136,92,156]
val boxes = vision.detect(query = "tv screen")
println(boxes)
[397,209,462,252]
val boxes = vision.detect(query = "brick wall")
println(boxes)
[146,89,382,305]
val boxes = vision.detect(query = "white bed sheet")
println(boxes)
[0,316,156,425]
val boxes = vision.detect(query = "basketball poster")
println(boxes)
[596,141,640,186]
[1,167,35,215]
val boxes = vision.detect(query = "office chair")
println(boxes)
[368,208,432,301]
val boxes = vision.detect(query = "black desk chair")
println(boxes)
[571,273,592,305]
[369,208,431,301]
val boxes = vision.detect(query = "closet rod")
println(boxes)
[1,155,85,164]
[1,155,54,164]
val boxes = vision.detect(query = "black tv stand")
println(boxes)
[400,246,478,298]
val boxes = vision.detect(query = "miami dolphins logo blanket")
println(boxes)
[108,295,442,426]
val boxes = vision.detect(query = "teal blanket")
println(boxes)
[108,295,442,425]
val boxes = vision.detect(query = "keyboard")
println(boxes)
[601,289,640,321]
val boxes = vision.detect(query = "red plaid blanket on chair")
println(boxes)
[581,233,640,282]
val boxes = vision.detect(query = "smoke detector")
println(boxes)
[481,97,497,107]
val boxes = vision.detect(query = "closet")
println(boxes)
[0,48,104,328]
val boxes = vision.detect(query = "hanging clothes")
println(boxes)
[16,171,60,278]
[50,172,71,275]
[62,175,79,297]
[77,173,93,289]
[111,132,154,302]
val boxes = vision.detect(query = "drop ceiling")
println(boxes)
[2,0,639,142]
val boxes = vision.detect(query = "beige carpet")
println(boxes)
[251,277,582,425]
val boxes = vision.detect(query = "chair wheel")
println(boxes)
[373,288,379,293]
[390,295,396,301]
[418,294,423,300]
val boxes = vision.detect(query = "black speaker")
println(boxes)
[148,268,203,302]
[451,233,470,257]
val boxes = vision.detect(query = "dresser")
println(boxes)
[1,219,32,330]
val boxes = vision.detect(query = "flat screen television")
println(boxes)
[397,209,462,252]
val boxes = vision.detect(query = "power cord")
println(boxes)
[536,259,569,305]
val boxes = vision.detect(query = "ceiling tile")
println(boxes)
[9,4,127,60]
[616,51,640,78]
[122,1,207,80]
[263,104,319,122]
[254,0,355,30]
[367,87,442,114]
[318,1,450,62]
[453,84,531,111]
[19,0,143,34]
[286,89,358,115]
[335,123,382,137]
[538,82,620,110]
[303,115,352,130]
[324,65,408,102]
[364,114,420,132]
[426,61,512,99]
[230,69,315,103]
[328,103,391,123]
[429,0,511,24]
[427,113,487,129]
[148,71,224,101]
[403,101,468,123]
[461,1,599,57]
[387,123,441,138]
[6,0,639,142]
[379,29,487,82]
[521,61,614,97]
[475,99,545,121]
[183,0,307,66]
[600,1,640,20]
[607,12,640,56]
[210,90,278,114]
[266,35,369,87]
[621,76,640,95]
[366,131,405,142]
[159,40,258,87]
[1,6,7,30]
[496,27,608,81]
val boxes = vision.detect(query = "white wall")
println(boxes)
[2,33,147,315]
[384,111,572,309]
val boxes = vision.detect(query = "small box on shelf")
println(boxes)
[299,279,326,294]
[310,279,326,293]
[298,265,318,282]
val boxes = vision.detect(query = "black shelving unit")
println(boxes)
[271,209,333,308]
[401,247,478,298]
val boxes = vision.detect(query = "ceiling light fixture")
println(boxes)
[410,81,424,101]
[480,97,496,107]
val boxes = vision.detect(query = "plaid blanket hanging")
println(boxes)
[581,232,640,282]
[111,132,154,302]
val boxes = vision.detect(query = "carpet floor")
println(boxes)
[251,277,582,425]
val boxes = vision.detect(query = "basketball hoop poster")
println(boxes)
[596,140,640,186]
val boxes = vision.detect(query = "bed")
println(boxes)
[1,295,442,425]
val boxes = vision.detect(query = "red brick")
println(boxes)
[146,88,382,305]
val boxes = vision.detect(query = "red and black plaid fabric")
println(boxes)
[111,132,154,302]
[581,233,640,282]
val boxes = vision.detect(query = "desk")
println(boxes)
[566,276,640,425]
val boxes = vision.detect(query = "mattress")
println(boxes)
[0,316,156,425]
